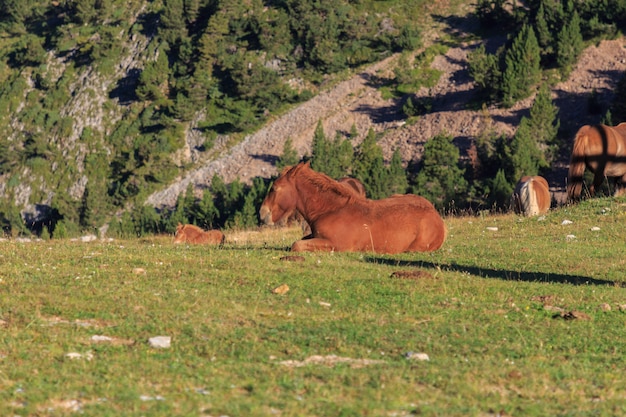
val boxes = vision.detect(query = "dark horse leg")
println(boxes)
[616,174,626,196]
[590,170,606,196]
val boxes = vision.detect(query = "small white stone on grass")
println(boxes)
[566,234,576,241]
[65,351,93,361]
[405,352,430,361]
[561,219,573,225]
[91,335,113,342]
[148,336,171,348]
[591,226,601,231]
[486,227,498,231]
[140,395,165,401]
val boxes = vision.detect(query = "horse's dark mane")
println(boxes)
[290,162,360,202]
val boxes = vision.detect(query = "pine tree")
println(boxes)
[135,206,162,236]
[334,133,355,177]
[228,177,267,229]
[168,191,189,231]
[310,120,331,172]
[277,137,300,170]
[160,0,188,45]
[556,10,584,78]
[412,133,468,211]
[52,220,68,239]
[502,25,541,107]
[74,0,98,25]
[183,0,200,26]
[467,44,501,102]
[40,225,50,240]
[488,169,513,211]
[510,117,548,181]
[387,149,409,195]
[527,83,560,162]
[395,24,421,51]
[365,156,388,199]
[534,2,552,53]
[183,183,196,221]
[0,198,27,237]
[118,213,135,238]
[310,121,352,178]
[136,47,170,103]
[193,190,220,229]
[79,184,96,231]
[349,124,358,139]
[211,176,244,226]
[354,128,387,199]
[231,193,258,229]
[196,9,228,70]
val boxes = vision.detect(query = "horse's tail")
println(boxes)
[567,127,589,200]
[520,180,539,216]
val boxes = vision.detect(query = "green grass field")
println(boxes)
[1,197,625,416]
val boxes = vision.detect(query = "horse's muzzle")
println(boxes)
[259,205,273,225]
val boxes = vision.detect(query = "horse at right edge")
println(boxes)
[567,123,626,200]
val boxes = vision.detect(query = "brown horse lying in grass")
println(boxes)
[259,162,446,253]
[512,175,550,216]
[173,223,225,245]
[567,123,626,200]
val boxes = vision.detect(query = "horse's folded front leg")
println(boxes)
[291,238,337,252]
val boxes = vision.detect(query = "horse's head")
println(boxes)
[259,166,299,226]
[173,223,185,243]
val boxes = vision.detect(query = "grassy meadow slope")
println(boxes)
[1,197,625,416]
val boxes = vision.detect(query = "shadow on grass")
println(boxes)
[364,257,623,287]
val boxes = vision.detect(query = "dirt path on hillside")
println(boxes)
[147,32,626,209]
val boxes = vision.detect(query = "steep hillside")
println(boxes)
[1,0,625,235]
[147,27,626,208]
[0,0,427,233]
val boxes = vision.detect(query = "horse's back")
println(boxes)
[374,197,446,252]
[308,195,446,253]
[174,224,225,245]
[581,123,626,151]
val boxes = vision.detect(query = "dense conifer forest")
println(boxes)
[0,0,625,238]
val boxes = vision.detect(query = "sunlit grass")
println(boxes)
[1,198,625,416]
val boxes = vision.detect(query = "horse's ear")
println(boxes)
[279,165,292,176]
[288,160,310,174]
